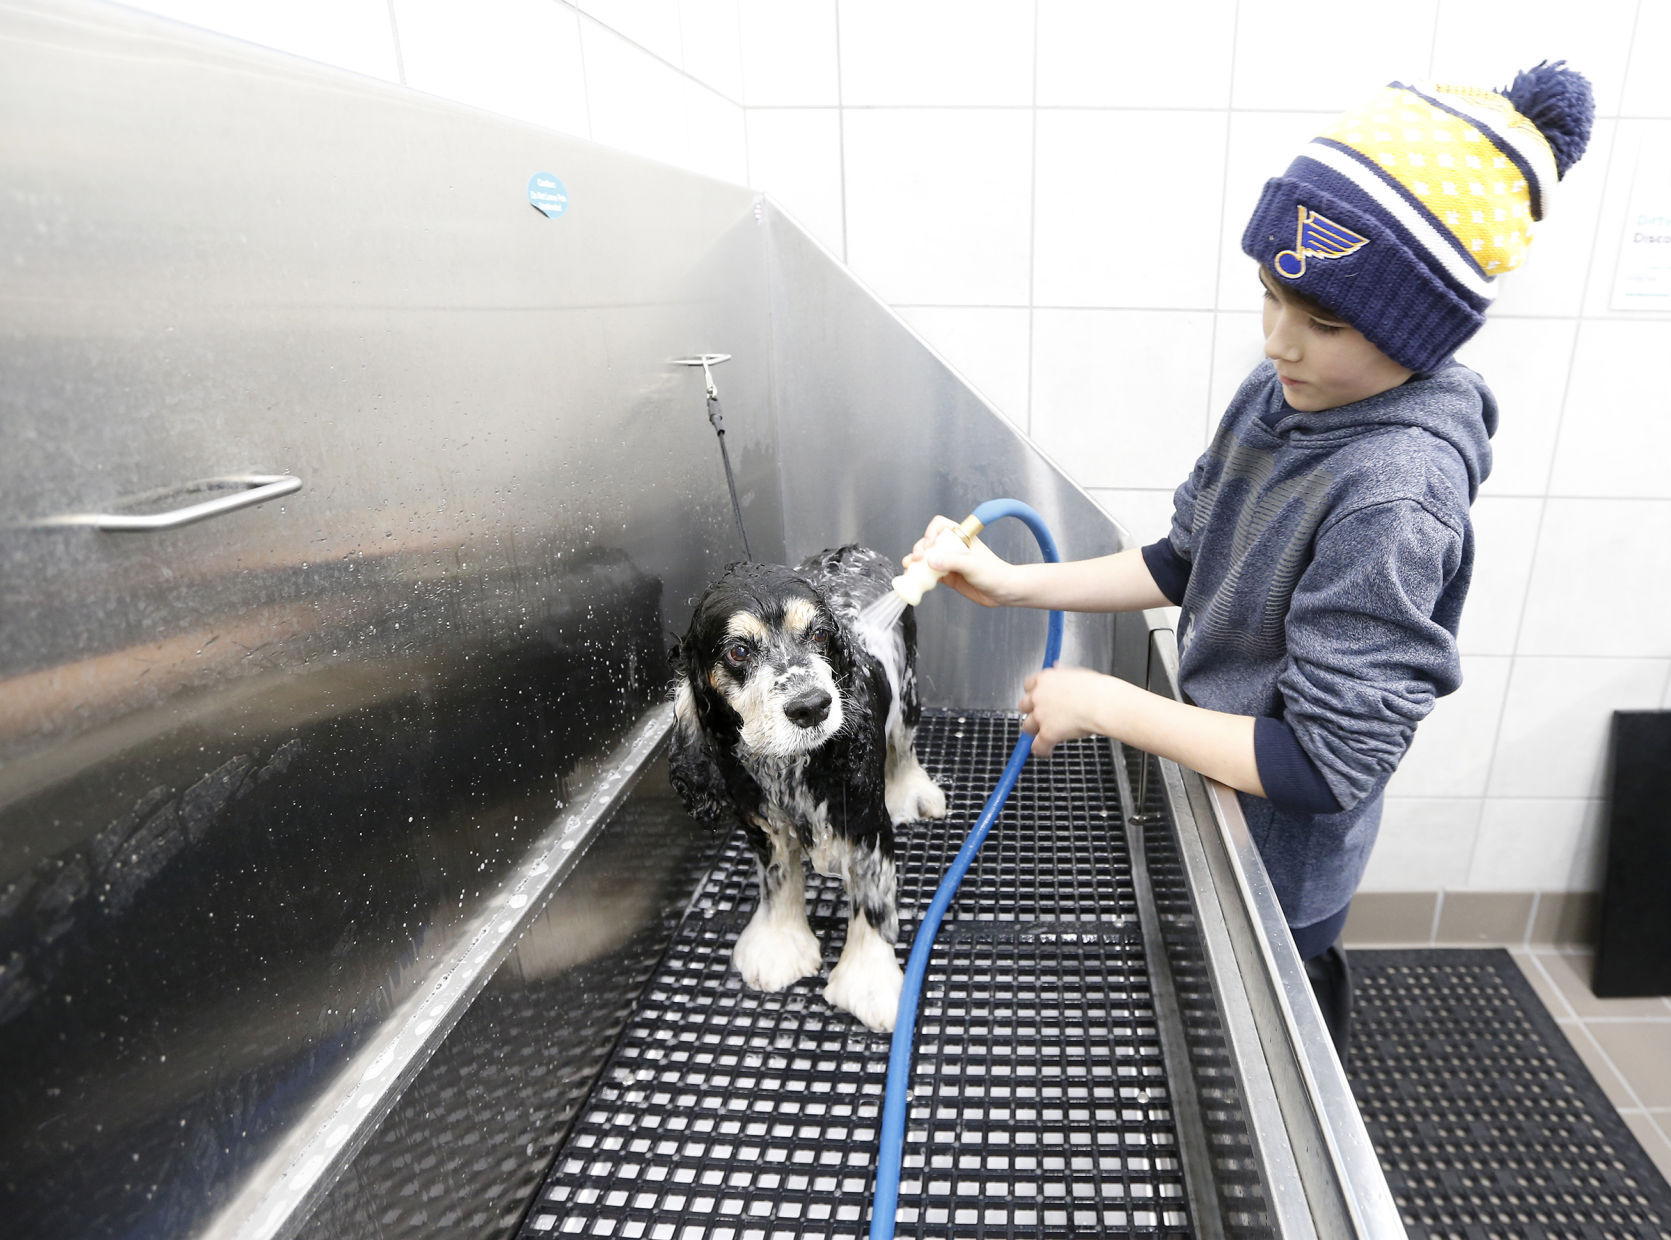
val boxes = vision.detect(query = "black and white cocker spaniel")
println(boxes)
[669,545,947,1032]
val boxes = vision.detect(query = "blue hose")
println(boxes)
[869,497,1063,1240]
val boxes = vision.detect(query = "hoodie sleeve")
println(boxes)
[1141,539,1191,606]
[1145,445,1221,604]
[1277,497,1466,812]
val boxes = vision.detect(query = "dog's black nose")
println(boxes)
[784,688,832,728]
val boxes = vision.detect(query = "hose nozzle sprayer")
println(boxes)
[889,513,987,606]
[870,497,1063,1240]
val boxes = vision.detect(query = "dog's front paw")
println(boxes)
[887,765,948,823]
[733,916,823,992]
[824,932,904,1033]
[913,777,948,820]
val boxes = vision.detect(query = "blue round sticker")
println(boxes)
[528,172,569,218]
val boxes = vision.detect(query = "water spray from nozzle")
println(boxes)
[890,513,986,605]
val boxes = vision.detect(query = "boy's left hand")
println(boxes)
[1018,666,1124,756]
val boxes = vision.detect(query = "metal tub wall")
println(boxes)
[0,3,775,1238]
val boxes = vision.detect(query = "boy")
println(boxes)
[905,63,1594,1057]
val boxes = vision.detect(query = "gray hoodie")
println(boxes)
[1147,359,1497,929]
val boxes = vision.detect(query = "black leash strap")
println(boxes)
[676,354,751,560]
[705,390,752,560]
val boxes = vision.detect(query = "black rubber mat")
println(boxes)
[1348,949,1671,1240]
[516,710,1197,1239]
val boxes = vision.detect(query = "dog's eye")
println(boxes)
[809,625,833,647]
[724,641,752,667]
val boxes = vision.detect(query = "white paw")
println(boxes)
[886,764,948,823]
[824,930,904,1032]
[733,915,823,992]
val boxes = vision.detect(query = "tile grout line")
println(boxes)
[1520,949,1671,1162]
[1524,949,1579,1020]
[1570,1019,1650,1112]
[1532,951,1671,1126]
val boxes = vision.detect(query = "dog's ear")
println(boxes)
[667,620,738,829]
[668,679,734,830]
[824,596,873,687]
[826,616,858,683]
[820,610,888,775]
[835,648,887,780]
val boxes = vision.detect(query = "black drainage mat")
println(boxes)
[516,710,1195,1239]
[1348,949,1671,1240]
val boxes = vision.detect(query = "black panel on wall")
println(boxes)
[1592,711,1671,998]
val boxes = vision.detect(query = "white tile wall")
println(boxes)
[1489,657,1670,800]
[736,0,839,106]
[124,0,402,82]
[1207,310,1266,439]
[1550,322,1671,498]
[1087,489,1177,548]
[573,0,683,67]
[83,0,1671,904]
[102,5,754,206]
[676,78,750,186]
[894,307,1032,426]
[1360,797,1482,891]
[395,0,590,140]
[1036,0,1236,110]
[1622,4,1671,117]
[746,109,845,255]
[842,109,1033,305]
[1462,497,1541,655]
[1458,317,1577,498]
[1034,111,1228,309]
[1429,0,1639,119]
[587,22,748,182]
[1231,0,1440,112]
[1388,655,1512,799]
[1031,309,1214,490]
[838,0,1035,108]
[1518,499,1671,658]
[679,0,745,102]
[1469,797,1608,891]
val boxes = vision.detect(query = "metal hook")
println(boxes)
[673,353,732,400]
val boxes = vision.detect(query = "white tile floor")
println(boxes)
[1507,947,1671,1183]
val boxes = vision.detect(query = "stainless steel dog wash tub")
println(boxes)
[0,4,1401,1238]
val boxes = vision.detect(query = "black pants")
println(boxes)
[1304,940,1352,1065]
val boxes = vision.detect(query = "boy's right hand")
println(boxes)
[904,515,1013,607]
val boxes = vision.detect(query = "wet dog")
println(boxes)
[668,545,946,1032]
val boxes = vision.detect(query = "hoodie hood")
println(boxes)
[1253,359,1498,500]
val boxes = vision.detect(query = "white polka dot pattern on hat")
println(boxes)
[1320,87,1547,275]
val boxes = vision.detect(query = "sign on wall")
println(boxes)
[1610,131,1671,311]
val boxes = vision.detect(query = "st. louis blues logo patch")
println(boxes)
[1274,205,1368,279]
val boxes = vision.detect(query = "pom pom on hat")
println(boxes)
[1500,59,1595,179]
[1241,61,1596,374]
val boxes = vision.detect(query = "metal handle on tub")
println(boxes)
[36,473,302,531]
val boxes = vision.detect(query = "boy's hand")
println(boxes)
[903,515,1013,607]
[1018,666,1126,756]
[1023,665,1267,801]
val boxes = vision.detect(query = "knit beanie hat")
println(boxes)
[1242,61,1595,374]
